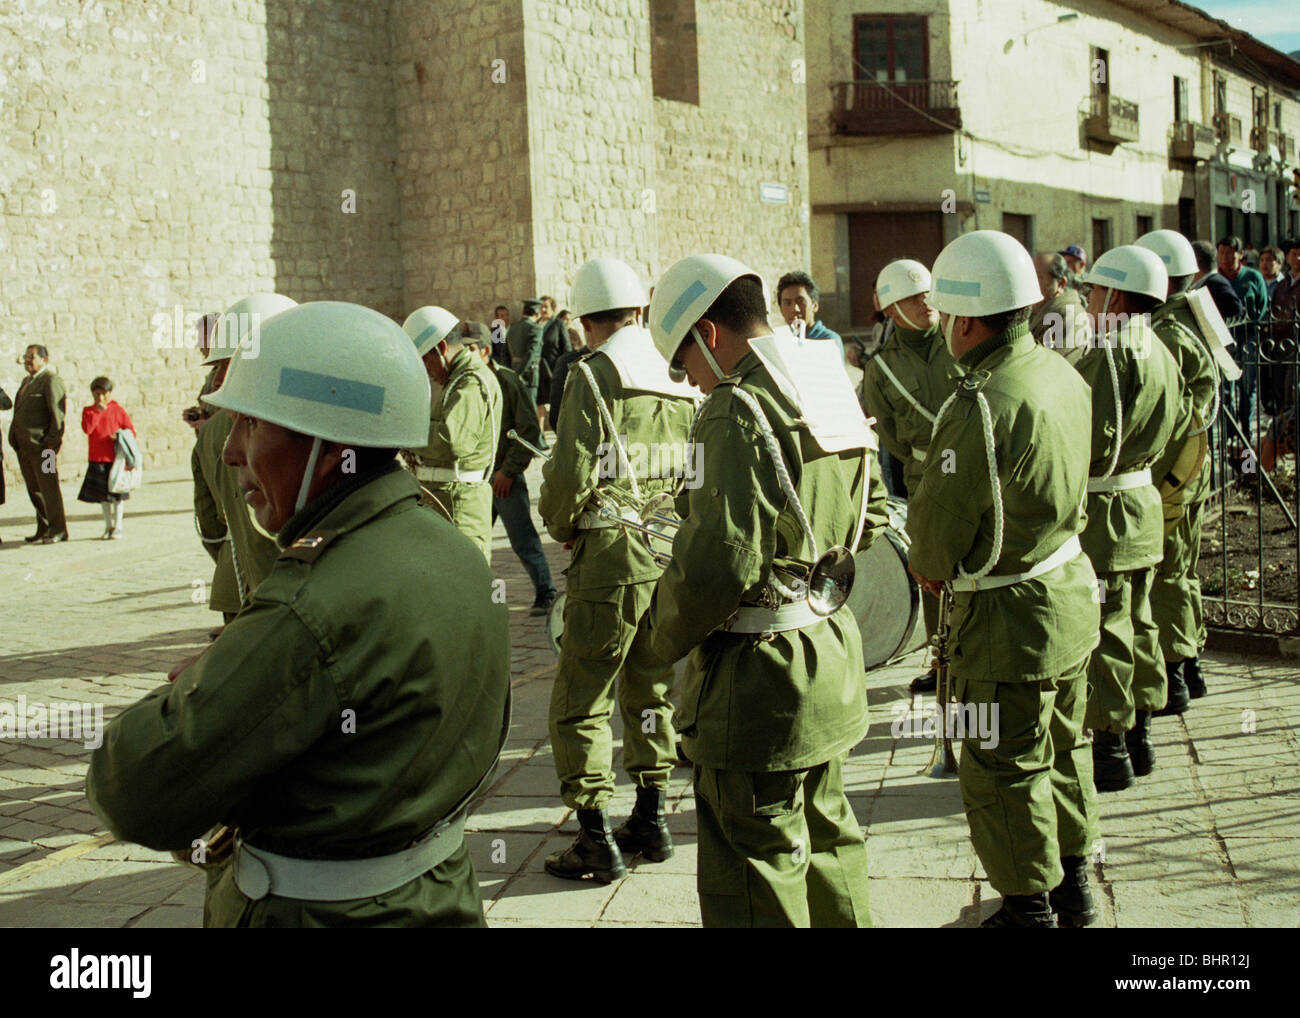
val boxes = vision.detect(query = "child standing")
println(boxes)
[79,376,136,539]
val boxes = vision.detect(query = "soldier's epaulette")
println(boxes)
[279,529,340,563]
[957,370,991,398]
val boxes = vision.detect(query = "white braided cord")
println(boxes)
[931,387,1004,581]
[1099,325,1124,481]
[577,359,640,500]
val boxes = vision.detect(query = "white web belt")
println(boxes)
[949,534,1083,593]
[1086,468,1152,493]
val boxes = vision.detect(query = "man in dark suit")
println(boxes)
[1189,240,1244,321]
[506,299,544,406]
[8,345,68,543]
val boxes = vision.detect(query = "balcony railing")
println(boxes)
[830,80,961,135]
[1085,93,1139,144]
[1170,120,1216,163]
[1213,111,1243,144]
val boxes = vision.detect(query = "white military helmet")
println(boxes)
[402,305,460,358]
[1135,229,1198,278]
[929,231,1041,319]
[202,293,298,365]
[649,254,768,367]
[570,258,649,318]
[875,259,931,310]
[205,301,431,449]
[1084,245,1169,303]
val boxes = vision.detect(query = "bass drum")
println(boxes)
[849,497,927,671]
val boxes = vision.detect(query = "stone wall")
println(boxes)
[390,0,533,324]
[652,0,810,298]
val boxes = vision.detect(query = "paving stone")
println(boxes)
[868,878,977,928]
[601,872,700,925]
[487,870,619,922]
[127,904,201,928]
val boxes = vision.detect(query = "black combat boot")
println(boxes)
[1092,730,1134,792]
[1152,658,1190,716]
[613,786,674,862]
[1049,855,1098,927]
[544,808,628,884]
[1184,657,1206,699]
[1125,710,1155,777]
[909,669,937,694]
[981,892,1058,928]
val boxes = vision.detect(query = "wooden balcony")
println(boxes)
[1213,112,1243,144]
[1249,124,1271,151]
[1085,93,1139,145]
[830,80,961,136]
[1170,121,1216,163]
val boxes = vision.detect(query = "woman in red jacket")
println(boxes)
[78,376,136,539]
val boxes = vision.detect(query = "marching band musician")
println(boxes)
[629,254,890,927]
[402,305,503,564]
[88,303,510,927]
[1136,230,1223,708]
[858,258,957,694]
[1073,247,1189,792]
[907,231,1101,929]
[538,258,697,883]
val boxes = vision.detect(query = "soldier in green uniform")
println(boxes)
[859,258,957,693]
[1137,230,1223,707]
[191,294,295,624]
[633,254,889,927]
[87,301,510,928]
[1074,247,1188,789]
[403,305,502,565]
[539,258,697,882]
[907,231,1101,928]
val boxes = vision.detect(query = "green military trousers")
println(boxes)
[421,481,493,565]
[1085,568,1166,733]
[693,755,871,928]
[549,580,676,810]
[957,658,1100,896]
[202,841,487,927]
[1150,501,1205,663]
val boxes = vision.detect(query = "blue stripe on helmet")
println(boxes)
[935,278,981,296]
[278,367,385,415]
[660,280,709,335]
[1094,265,1128,281]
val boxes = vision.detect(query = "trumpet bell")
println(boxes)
[807,545,855,616]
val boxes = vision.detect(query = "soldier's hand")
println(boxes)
[168,652,205,683]
[910,567,943,598]
[492,470,513,498]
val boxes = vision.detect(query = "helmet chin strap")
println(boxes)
[691,325,725,381]
[941,313,958,356]
[294,436,323,513]
[893,304,923,331]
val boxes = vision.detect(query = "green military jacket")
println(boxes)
[909,323,1100,682]
[7,368,66,451]
[539,341,696,596]
[858,323,956,495]
[634,350,889,772]
[190,412,280,614]
[489,360,538,478]
[506,318,543,388]
[86,464,511,927]
[1150,293,1217,505]
[1074,317,1187,573]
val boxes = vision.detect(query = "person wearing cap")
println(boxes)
[191,295,296,625]
[8,344,68,543]
[87,301,511,928]
[1137,230,1224,707]
[1030,252,1093,362]
[1059,244,1087,278]
[403,305,502,565]
[506,298,545,408]
[907,230,1101,928]
[1074,246,1189,793]
[628,253,888,927]
[858,258,956,694]
[469,323,558,617]
[537,257,695,883]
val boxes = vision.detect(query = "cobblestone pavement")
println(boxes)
[1,461,1297,928]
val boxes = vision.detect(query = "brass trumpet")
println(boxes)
[924,583,959,779]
